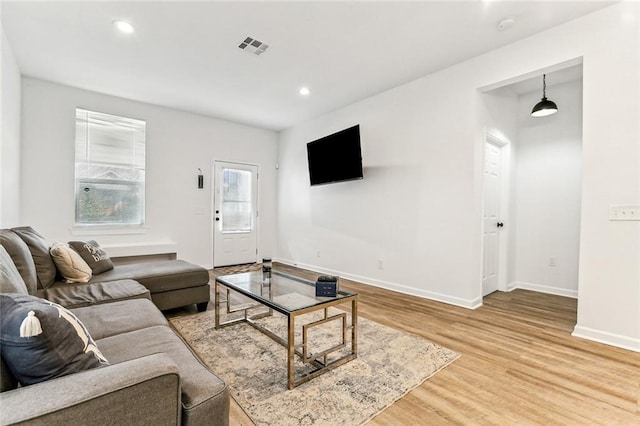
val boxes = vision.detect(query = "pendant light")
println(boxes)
[531,74,558,117]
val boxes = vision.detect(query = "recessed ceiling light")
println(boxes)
[113,20,135,34]
[299,87,311,96]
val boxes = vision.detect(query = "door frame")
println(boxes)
[211,159,261,268]
[481,131,511,297]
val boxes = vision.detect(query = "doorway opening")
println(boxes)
[479,62,583,309]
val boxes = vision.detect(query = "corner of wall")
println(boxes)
[1,25,22,227]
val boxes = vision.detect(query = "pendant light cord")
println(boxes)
[531,73,557,117]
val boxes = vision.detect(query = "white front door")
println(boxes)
[482,142,503,296]
[213,161,258,267]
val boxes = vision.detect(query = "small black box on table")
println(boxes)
[315,275,338,297]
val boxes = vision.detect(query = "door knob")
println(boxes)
[497,222,504,228]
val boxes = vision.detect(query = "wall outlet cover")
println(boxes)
[609,205,640,221]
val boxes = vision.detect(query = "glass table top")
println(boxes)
[215,270,356,314]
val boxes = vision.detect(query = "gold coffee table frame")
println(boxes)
[214,271,358,389]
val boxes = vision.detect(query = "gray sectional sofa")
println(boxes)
[0,228,229,425]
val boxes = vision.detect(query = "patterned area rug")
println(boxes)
[170,307,459,425]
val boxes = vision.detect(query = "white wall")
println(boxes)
[20,78,278,268]
[1,26,22,227]
[570,7,639,351]
[514,80,583,298]
[278,76,484,308]
[277,3,639,350]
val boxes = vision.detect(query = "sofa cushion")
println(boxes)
[0,245,29,295]
[0,294,109,386]
[68,240,114,275]
[11,226,57,289]
[71,298,167,340]
[38,279,150,310]
[96,325,228,424]
[50,242,92,283]
[90,260,209,293]
[0,229,38,294]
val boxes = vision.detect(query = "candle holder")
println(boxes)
[262,257,272,286]
[262,257,272,272]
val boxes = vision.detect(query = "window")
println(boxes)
[74,108,146,226]
[221,168,253,232]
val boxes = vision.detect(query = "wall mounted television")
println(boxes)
[306,125,363,186]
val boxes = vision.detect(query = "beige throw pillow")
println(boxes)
[49,243,92,283]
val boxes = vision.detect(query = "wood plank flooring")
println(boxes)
[205,264,640,425]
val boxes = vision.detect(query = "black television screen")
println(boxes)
[306,125,363,186]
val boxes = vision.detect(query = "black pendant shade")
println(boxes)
[531,74,558,117]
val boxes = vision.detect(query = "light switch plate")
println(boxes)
[609,205,640,221]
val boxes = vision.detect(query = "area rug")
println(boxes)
[170,306,459,425]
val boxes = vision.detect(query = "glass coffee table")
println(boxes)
[215,270,358,389]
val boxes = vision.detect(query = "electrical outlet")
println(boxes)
[548,257,557,267]
[377,259,384,270]
[609,205,640,221]
[316,251,321,258]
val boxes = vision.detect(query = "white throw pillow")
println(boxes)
[49,242,92,283]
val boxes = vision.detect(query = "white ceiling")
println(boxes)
[1,1,613,131]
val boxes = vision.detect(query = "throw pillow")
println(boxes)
[0,229,39,294]
[0,357,18,392]
[0,294,109,386]
[68,240,114,275]
[0,246,29,294]
[49,243,92,283]
[10,227,57,289]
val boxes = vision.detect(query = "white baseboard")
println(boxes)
[276,258,482,310]
[572,325,640,353]
[505,281,518,292]
[510,281,578,299]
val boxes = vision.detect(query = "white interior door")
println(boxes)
[482,142,503,296]
[213,161,258,267]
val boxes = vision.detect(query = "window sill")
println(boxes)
[70,226,149,236]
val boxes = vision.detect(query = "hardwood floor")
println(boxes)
[207,264,640,425]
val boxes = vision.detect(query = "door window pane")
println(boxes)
[222,168,252,232]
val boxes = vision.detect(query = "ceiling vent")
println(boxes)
[238,37,269,56]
